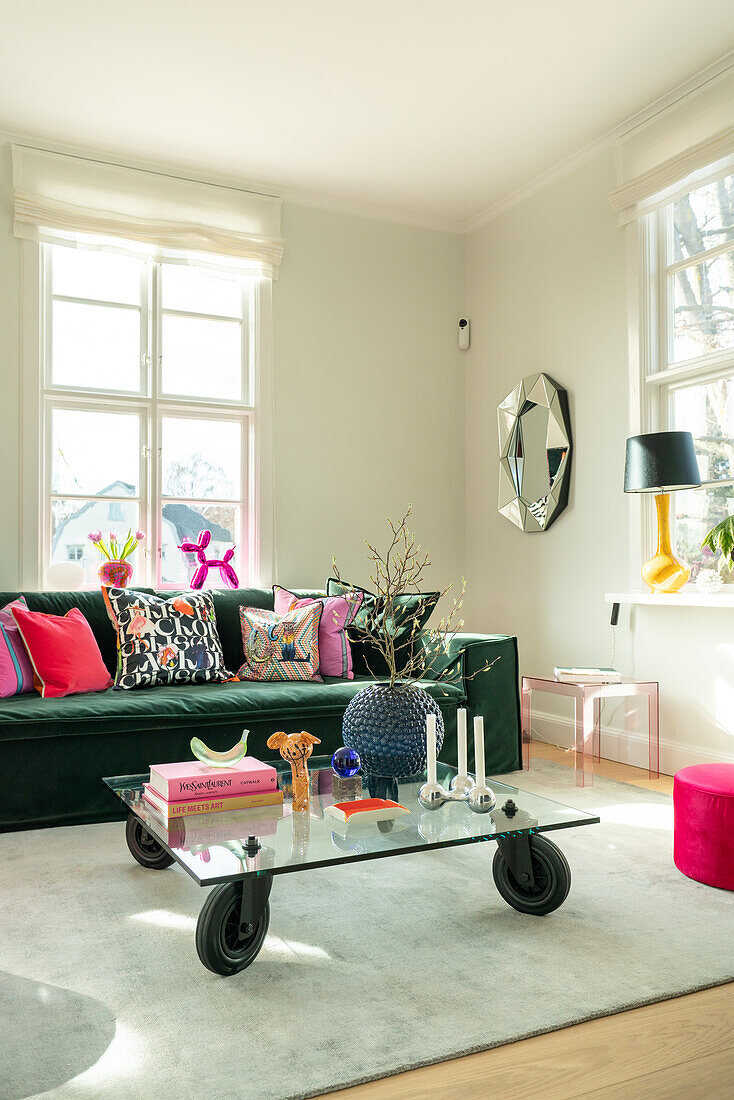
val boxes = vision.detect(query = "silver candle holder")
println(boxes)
[418,778,497,814]
[418,712,496,814]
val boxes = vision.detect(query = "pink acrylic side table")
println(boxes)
[521,676,660,787]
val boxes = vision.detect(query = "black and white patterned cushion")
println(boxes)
[102,588,231,690]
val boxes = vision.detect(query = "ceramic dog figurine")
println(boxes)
[267,730,321,812]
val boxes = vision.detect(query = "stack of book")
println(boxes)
[143,757,282,823]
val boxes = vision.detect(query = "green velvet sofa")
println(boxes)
[0,587,522,832]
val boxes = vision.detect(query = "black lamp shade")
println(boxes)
[624,431,702,493]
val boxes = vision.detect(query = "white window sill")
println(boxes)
[605,591,734,608]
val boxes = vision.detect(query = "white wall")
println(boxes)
[273,204,465,593]
[465,150,734,772]
[0,142,466,600]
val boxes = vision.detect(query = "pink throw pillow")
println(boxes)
[10,605,112,698]
[273,585,363,679]
[0,597,35,697]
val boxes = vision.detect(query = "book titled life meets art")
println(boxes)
[142,783,283,822]
[149,757,278,801]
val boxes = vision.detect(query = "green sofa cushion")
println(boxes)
[0,675,465,742]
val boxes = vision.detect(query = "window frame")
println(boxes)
[636,172,734,573]
[28,241,265,591]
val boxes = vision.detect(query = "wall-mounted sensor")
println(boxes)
[458,317,470,351]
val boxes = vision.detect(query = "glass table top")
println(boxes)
[104,757,599,886]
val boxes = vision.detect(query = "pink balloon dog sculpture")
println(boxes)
[178,530,239,589]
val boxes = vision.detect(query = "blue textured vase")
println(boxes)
[342,683,444,778]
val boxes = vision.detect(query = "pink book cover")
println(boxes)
[149,757,278,801]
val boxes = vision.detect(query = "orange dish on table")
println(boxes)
[325,798,411,824]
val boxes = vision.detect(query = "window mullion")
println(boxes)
[657,206,670,384]
[150,262,162,589]
[242,279,250,405]
[666,236,734,276]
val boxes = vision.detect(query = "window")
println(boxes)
[43,243,256,588]
[644,170,734,579]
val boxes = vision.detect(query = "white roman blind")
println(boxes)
[610,64,734,226]
[11,145,284,278]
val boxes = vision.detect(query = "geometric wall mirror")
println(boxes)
[497,372,572,532]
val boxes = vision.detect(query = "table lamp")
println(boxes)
[624,431,701,593]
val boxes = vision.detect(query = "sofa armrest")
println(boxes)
[421,632,522,775]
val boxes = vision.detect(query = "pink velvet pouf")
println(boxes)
[673,764,734,891]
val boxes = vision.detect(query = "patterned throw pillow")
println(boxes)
[102,588,230,690]
[237,603,322,682]
[273,585,363,679]
[326,579,440,678]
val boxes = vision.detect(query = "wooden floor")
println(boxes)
[330,744,734,1100]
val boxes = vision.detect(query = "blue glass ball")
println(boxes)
[332,746,361,777]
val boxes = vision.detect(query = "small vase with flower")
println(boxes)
[89,529,145,588]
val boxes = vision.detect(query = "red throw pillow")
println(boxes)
[10,605,112,698]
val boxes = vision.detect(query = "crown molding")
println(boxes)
[465,48,734,234]
[463,133,612,233]
[274,185,464,234]
[0,126,464,237]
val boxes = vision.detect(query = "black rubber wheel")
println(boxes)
[492,834,571,915]
[125,814,174,870]
[196,882,270,976]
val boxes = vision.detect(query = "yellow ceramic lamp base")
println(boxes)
[642,492,691,594]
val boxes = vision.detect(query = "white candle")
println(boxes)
[473,715,485,787]
[426,713,437,785]
[457,708,468,777]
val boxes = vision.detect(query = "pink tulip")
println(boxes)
[88,531,102,543]
[135,530,145,542]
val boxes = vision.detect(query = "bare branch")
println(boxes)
[332,506,497,693]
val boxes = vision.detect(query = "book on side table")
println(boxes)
[553,667,622,684]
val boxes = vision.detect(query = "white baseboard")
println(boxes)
[529,708,734,776]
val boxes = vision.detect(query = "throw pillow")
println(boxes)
[102,588,230,690]
[273,585,363,679]
[10,605,112,698]
[237,602,322,682]
[326,579,440,678]
[0,597,34,697]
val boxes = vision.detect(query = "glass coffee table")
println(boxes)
[104,758,599,976]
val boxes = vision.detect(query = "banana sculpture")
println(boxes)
[190,729,249,768]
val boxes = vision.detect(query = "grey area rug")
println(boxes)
[1,761,733,1100]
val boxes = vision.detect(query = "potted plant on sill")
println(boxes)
[701,515,734,586]
[89,529,145,588]
[333,505,495,784]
